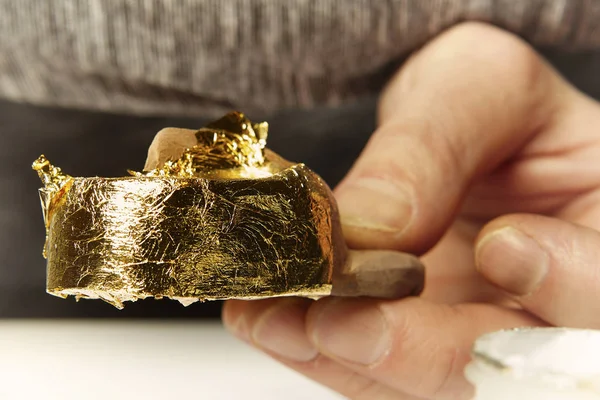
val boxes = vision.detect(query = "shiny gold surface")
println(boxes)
[138,112,275,179]
[33,112,344,309]
[32,155,73,258]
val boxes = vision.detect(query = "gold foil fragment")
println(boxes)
[32,155,73,258]
[138,113,271,179]
[33,112,345,309]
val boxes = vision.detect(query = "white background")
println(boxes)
[0,320,344,400]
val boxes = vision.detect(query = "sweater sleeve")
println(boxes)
[0,0,599,117]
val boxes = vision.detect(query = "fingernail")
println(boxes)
[310,299,391,365]
[252,299,318,362]
[336,177,414,235]
[476,227,549,296]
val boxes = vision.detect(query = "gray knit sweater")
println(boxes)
[1,0,599,117]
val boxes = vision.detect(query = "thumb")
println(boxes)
[335,22,573,254]
[475,214,600,328]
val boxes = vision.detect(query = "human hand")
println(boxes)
[222,22,600,399]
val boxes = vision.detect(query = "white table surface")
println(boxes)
[0,320,344,400]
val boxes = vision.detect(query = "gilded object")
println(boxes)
[33,112,345,309]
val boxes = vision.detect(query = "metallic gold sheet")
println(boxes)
[33,112,345,309]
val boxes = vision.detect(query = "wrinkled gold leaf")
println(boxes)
[33,112,345,309]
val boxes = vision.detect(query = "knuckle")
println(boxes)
[420,117,468,183]
[398,20,547,109]
[375,119,466,189]
[366,122,422,183]
[438,22,547,99]
[348,125,421,202]
[379,21,553,180]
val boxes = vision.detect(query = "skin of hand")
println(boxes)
[222,22,600,400]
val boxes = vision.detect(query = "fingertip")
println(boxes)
[475,213,542,241]
[340,222,404,251]
[475,216,551,296]
[335,186,437,254]
[475,215,600,328]
[221,300,254,342]
[221,299,249,327]
[222,299,279,342]
[307,297,392,366]
[334,177,415,251]
[250,298,317,363]
[224,298,318,363]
